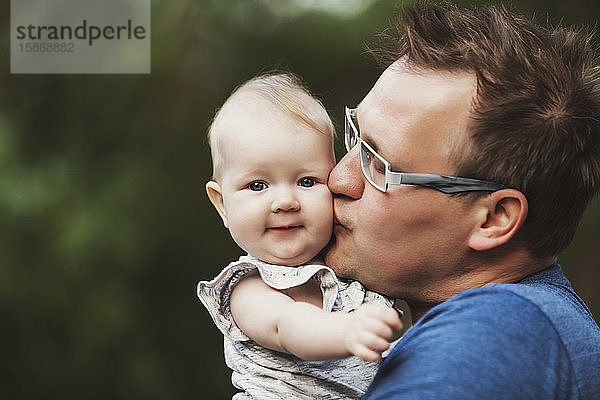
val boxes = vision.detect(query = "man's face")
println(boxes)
[324,62,480,300]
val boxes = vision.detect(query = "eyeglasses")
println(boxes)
[344,106,508,193]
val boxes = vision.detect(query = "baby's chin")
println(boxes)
[255,251,321,267]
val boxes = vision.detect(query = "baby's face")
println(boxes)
[215,114,335,266]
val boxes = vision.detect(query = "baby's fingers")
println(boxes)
[351,342,386,362]
[382,307,403,331]
[360,303,403,331]
[366,318,395,341]
[354,332,390,359]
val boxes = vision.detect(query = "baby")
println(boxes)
[197,73,401,399]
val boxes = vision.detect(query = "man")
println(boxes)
[325,2,600,399]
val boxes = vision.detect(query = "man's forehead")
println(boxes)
[357,63,477,130]
[355,62,477,174]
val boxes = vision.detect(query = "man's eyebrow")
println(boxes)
[355,105,411,172]
[355,106,382,154]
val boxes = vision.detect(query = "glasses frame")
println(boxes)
[344,106,508,194]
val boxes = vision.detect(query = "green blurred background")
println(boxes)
[1,0,599,398]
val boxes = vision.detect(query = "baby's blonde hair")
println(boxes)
[207,73,335,181]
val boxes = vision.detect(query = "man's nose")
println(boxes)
[328,145,365,199]
[271,188,301,212]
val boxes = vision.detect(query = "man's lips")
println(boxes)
[333,212,349,231]
[333,222,348,233]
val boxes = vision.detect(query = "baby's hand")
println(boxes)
[344,303,403,362]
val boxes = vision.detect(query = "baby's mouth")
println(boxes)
[268,225,302,231]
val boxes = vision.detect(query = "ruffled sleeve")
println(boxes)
[197,256,258,341]
[197,256,343,341]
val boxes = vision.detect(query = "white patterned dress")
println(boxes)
[197,255,394,399]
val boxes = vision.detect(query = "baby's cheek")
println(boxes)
[227,210,263,252]
[315,205,334,244]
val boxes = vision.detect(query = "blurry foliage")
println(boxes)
[0,0,598,398]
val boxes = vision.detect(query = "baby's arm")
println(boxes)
[229,271,402,362]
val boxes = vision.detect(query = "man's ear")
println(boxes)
[206,181,229,228]
[468,189,528,251]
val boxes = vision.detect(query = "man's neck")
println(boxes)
[407,251,556,323]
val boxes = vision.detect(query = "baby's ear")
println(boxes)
[206,181,229,228]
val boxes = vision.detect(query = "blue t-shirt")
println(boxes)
[364,264,600,400]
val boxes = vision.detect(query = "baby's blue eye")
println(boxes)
[298,177,315,188]
[248,181,267,191]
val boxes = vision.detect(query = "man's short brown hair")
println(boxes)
[376,1,600,257]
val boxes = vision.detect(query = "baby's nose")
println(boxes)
[271,190,300,212]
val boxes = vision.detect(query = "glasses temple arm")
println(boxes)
[388,172,507,193]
